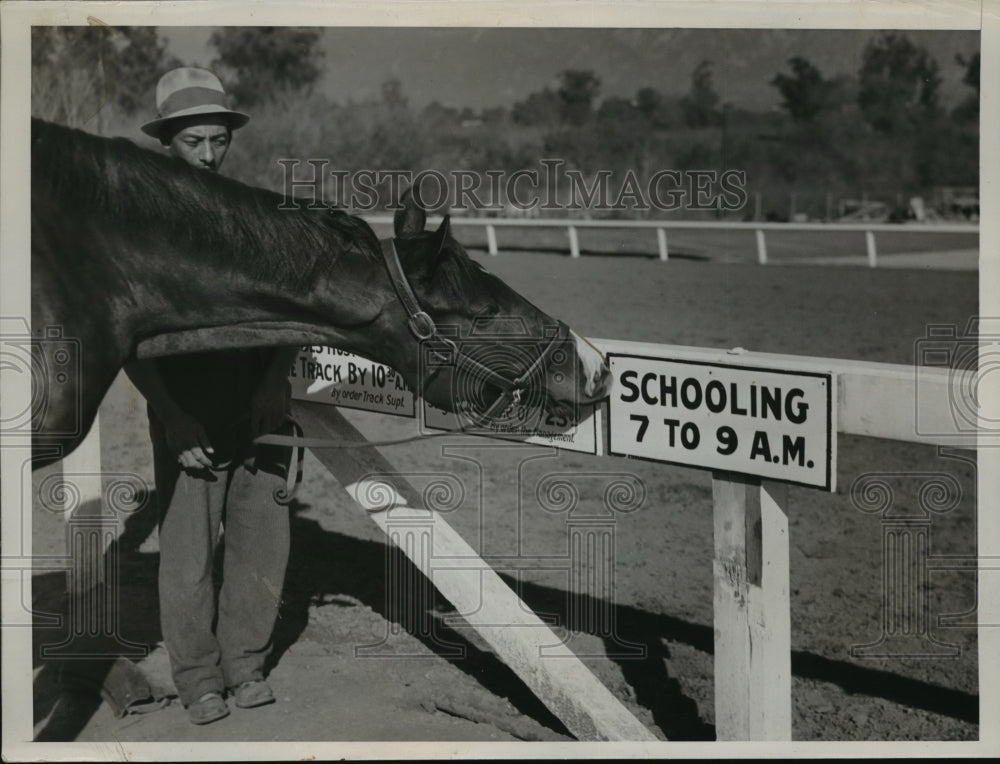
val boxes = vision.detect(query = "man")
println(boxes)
[125,67,300,725]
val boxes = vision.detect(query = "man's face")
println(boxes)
[165,116,232,171]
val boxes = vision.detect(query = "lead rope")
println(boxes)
[254,419,469,505]
[577,332,607,363]
[255,376,538,504]
[203,415,455,506]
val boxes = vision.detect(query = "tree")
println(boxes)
[421,100,460,128]
[680,60,720,128]
[597,96,638,123]
[480,106,507,123]
[952,51,979,124]
[595,96,645,169]
[381,78,408,110]
[557,70,601,126]
[857,33,942,134]
[209,28,323,107]
[635,86,675,128]
[958,50,980,94]
[111,27,184,114]
[364,79,424,173]
[511,88,561,126]
[32,26,180,127]
[771,57,842,123]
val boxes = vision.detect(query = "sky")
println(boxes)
[161,27,980,112]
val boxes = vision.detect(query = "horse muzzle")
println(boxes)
[583,362,613,401]
[566,329,612,403]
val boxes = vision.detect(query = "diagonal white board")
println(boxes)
[292,400,656,742]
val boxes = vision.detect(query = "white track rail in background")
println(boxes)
[366,215,978,266]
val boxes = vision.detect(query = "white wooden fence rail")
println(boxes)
[366,215,978,267]
[591,340,974,448]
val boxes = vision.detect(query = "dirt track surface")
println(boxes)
[31,252,979,744]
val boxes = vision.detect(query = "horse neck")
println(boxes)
[33,119,401,359]
[115,229,396,355]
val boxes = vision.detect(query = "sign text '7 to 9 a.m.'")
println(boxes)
[608,354,836,490]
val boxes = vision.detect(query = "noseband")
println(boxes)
[380,238,569,421]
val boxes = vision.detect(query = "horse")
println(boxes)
[30,118,611,468]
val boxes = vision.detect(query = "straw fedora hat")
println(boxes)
[141,67,250,138]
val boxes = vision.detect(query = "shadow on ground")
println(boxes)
[31,495,978,742]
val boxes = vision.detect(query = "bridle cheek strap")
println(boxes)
[379,238,570,415]
[380,238,435,339]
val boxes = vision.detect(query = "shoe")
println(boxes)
[232,680,275,709]
[187,692,229,725]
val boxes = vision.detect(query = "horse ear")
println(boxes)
[430,214,451,257]
[394,187,426,238]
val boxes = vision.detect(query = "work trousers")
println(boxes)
[150,416,291,707]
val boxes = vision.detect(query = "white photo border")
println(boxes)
[2,0,995,759]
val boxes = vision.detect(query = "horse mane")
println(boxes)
[31,118,380,292]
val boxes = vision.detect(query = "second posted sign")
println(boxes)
[289,346,416,417]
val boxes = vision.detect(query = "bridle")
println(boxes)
[244,236,577,506]
[380,237,570,422]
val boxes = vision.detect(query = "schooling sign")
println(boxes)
[607,354,836,490]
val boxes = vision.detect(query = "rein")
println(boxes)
[253,418,458,507]
[205,418,457,508]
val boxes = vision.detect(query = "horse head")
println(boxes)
[379,191,612,426]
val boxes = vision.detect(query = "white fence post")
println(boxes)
[486,223,498,256]
[866,230,877,268]
[711,472,791,741]
[657,227,668,261]
[568,225,580,258]
[755,229,768,265]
